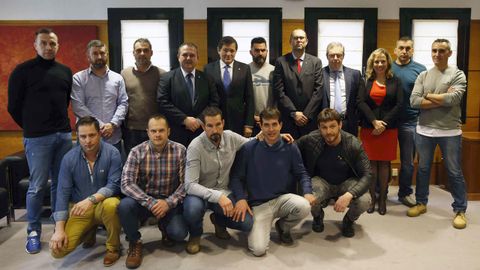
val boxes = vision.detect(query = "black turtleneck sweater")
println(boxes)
[8,55,72,137]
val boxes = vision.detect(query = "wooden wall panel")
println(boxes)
[469,20,480,71]
[466,70,480,117]
[282,20,303,55]
[184,20,208,70]
[377,20,399,55]
[0,132,23,159]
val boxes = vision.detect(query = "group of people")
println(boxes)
[7,26,468,268]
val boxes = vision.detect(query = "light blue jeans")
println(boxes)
[24,132,72,234]
[398,122,416,197]
[414,133,467,212]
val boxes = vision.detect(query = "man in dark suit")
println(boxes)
[321,42,364,136]
[157,43,219,147]
[203,36,255,137]
[273,29,324,138]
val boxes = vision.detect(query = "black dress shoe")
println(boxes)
[312,215,324,233]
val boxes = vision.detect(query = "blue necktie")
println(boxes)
[223,65,231,91]
[186,73,194,104]
[334,71,343,113]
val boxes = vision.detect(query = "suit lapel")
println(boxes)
[288,53,301,79]
[175,69,193,110]
[343,67,352,106]
[324,66,331,105]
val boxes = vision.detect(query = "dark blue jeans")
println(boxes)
[118,197,188,242]
[183,194,253,237]
[398,122,416,197]
[415,133,467,212]
[24,132,72,235]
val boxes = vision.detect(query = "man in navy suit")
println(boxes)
[203,36,255,137]
[157,43,219,147]
[273,29,324,138]
[321,42,364,136]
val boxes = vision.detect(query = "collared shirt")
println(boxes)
[292,52,305,68]
[133,63,153,72]
[185,130,249,203]
[53,141,122,221]
[180,67,196,90]
[220,60,234,81]
[71,66,129,144]
[328,66,346,113]
[121,140,186,210]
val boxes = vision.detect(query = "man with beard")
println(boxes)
[273,29,324,138]
[72,40,128,152]
[296,108,371,237]
[183,106,253,254]
[249,37,275,135]
[121,38,166,154]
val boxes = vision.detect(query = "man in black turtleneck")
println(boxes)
[8,27,73,254]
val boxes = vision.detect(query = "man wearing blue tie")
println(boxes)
[203,36,255,137]
[321,42,365,136]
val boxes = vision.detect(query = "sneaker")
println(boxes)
[452,211,467,229]
[209,213,231,240]
[186,236,201,254]
[275,220,293,245]
[126,240,143,269]
[341,215,355,238]
[25,231,41,254]
[398,195,416,208]
[103,249,120,267]
[407,203,427,217]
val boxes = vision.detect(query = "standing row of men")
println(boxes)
[7,27,468,268]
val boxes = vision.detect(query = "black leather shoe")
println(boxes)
[312,215,324,233]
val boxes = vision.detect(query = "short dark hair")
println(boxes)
[259,108,282,125]
[433,38,452,51]
[317,108,342,125]
[133,38,152,50]
[75,116,100,133]
[200,106,223,123]
[217,36,238,51]
[177,42,198,56]
[251,37,267,48]
[35,27,54,37]
[86,39,105,51]
[148,113,169,128]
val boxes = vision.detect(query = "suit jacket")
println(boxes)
[273,52,324,121]
[157,68,219,145]
[203,60,254,135]
[321,66,364,135]
[356,76,403,129]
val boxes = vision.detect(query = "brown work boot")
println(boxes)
[186,236,201,254]
[126,240,143,269]
[103,249,120,267]
[209,213,231,240]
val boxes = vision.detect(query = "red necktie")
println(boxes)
[297,58,302,73]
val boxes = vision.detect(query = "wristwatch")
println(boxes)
[87,195,97,204]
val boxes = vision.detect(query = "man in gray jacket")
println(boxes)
[297,108,371,237]
[408,39,467,230]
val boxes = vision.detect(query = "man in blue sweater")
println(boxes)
[230,108,315,257]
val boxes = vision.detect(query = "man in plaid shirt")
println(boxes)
[118,114,188,269]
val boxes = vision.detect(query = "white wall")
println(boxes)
[2,0,480,20]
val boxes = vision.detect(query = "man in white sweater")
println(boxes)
[408,38,467,229]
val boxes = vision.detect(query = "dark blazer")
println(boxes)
[356,76,403,129]
[321,66,364,136]
[157,67,219,146]
[203,60,254,135]
[273,52,324,137]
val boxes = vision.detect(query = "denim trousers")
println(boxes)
[117,197,188,243]
[415,133,467,212]
[24,132,72,234]
[183,194,253,237]
[398,122,416,197]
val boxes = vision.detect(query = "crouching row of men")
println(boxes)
[49,107,371,268]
